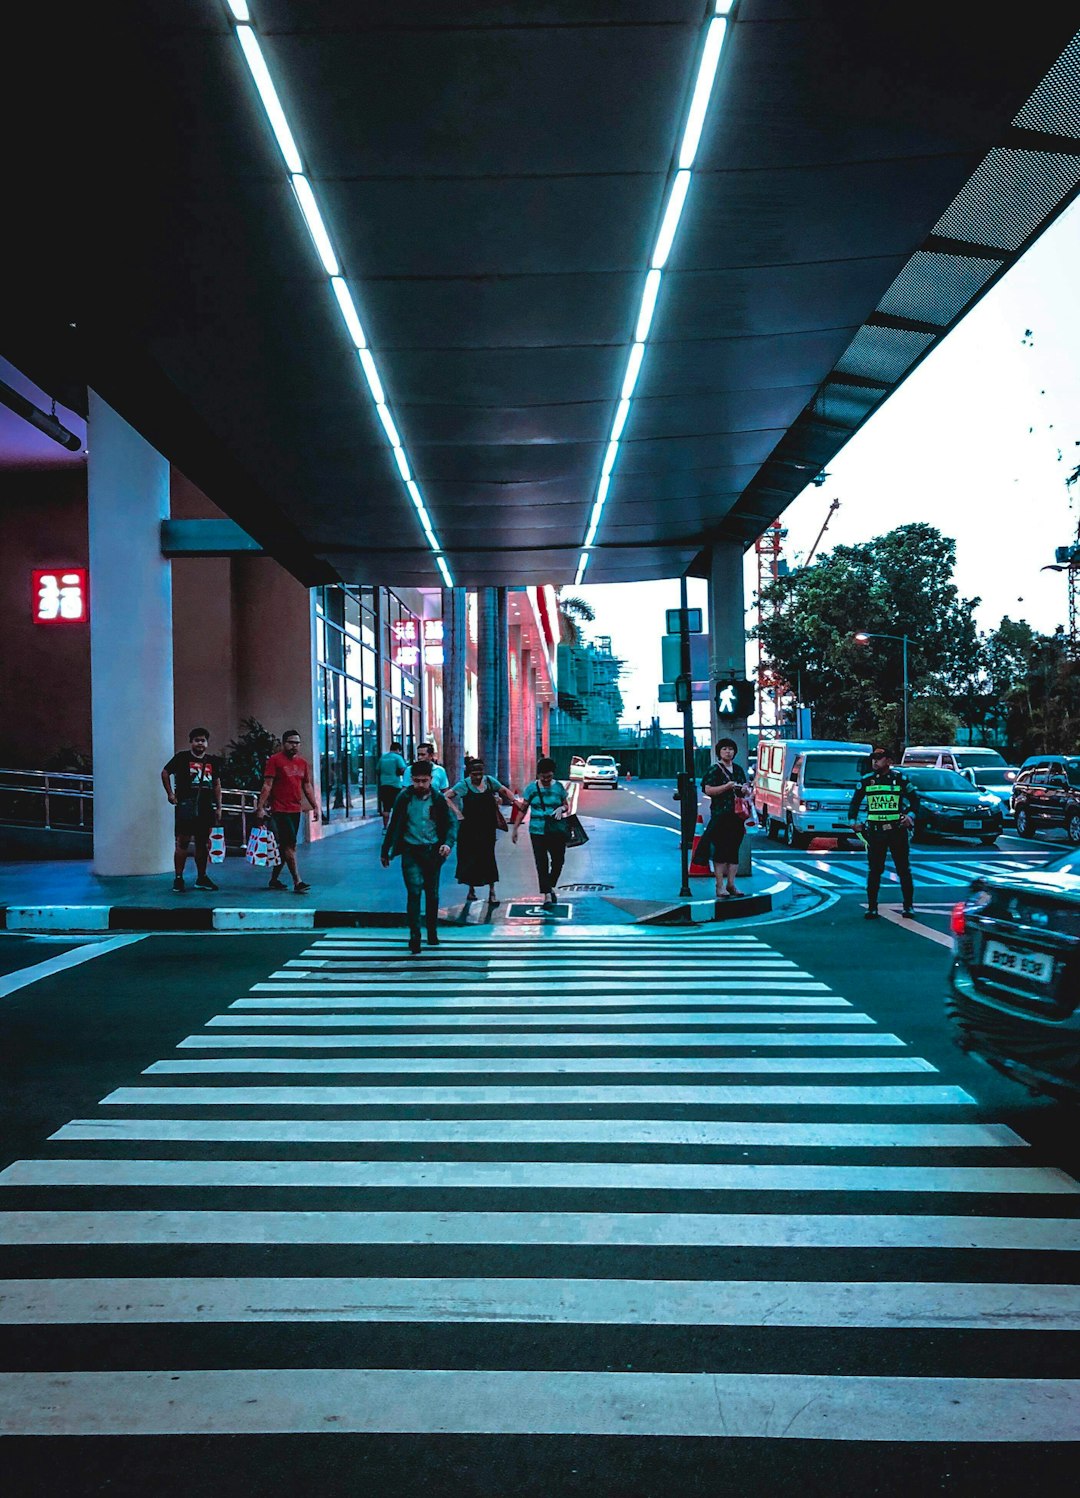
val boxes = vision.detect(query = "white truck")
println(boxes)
[755,738,872,849]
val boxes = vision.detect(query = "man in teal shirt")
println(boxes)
[376,740,408,827]
[404,741,450,794]
[381,760,457,954]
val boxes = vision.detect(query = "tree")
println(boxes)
[755,523,979,744]
[557,594,595,646]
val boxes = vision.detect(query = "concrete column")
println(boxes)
[496,587,510,784]
[440,586,467,783]
[708,540,751,875]
[540,700,551,757]
[476,587,499,773]
[507,625,523,789]
[87,393,175,875]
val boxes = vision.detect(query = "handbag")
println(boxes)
[245,826,280,867]
[490,778,510,833]
[552,812,589,848]
[208,825,226,864]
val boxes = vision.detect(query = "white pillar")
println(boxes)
[708,541,752,876]
[87,393,175,875]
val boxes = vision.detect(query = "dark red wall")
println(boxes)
[0,471,91,767]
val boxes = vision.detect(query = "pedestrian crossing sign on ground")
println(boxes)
[508,902,572,919]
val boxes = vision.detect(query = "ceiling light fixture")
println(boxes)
[226,7,452,583]
[574,2,733,586]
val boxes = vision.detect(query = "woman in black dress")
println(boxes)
[445,757,520,906]
[697,737,751,899]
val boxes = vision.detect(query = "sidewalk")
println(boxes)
[0,816,800,932]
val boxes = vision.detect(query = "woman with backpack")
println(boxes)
[446,757,521,906]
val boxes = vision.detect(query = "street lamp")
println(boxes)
[854,631,910,749]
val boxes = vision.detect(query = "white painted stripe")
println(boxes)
[911,866,974,887]
[251,980,832,993]
[759,863,835,891]
[2,1368,1078,1439]
[808,862,867,888]
[930,863,997,885]
[229,994,851,1012]
[880,907,954,948]
[309,938,766,949]
[210,1007,865,1026]
[279,961,805,975]
[3,906,111,933]
[145,1055,931,1076]
[177,1030,901,1050]
[1,1209,1072,1250]
[97,1083,975,1106]
[0,935,145,998]
[7,1159,1060,1191]
[3,1276,1074,1331]
[49,1120,1026,1148]
[213,909,314,931]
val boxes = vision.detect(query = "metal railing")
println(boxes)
[0,769,261,847]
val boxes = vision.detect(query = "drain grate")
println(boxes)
[558,883,614,893]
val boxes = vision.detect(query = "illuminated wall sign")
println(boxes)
[32,568,88,624]
[422,618,444,666]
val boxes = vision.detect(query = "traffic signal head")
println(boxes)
[715,678,755,717]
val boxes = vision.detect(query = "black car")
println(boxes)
[949,849,1080,1101]
[1012,755,1080,844]
[901,766,1003,846]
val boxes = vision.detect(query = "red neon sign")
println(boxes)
[32,568,88,624]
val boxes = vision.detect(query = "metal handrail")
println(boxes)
[0,769,261,845]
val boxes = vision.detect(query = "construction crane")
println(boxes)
[805,497,840,566]
[1041,468,1080,656]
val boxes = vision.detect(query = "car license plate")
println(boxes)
[983,941,1053,985]
[962,819,982,830]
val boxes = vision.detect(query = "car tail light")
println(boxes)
[950,901,967,936]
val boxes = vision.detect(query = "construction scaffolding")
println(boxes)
[754,520,788,730]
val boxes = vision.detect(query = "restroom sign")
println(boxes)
[32,568,88,624]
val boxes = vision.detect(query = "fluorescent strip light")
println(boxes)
[235,26,302,174]
[575,552,590,585]
[601,440,619,478]
[651,168,691,269]
[330,277,366,348]
[375,403,400,448]
[230,7,449,584]
[357,348,385,404]
[584,520,599,549]
[290,174,339,275]
[634,267,663,342]
[594,473,611,512]
[621,342,646,401]
[715,2,735,14]
[610,396,631,443]
[678,18,727,169]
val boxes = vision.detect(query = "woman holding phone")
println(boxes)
[697,737,751,899]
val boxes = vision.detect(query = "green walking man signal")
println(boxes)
[715,679,755,717]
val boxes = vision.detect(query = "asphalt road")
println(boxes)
[0,918,1076,1495]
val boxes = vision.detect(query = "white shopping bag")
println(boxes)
[245,827,273,867]
[208,826,226,864]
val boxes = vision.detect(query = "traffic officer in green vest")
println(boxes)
[848,745,920,920]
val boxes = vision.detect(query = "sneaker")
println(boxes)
[172,875,185,893]
[268,875,286,891]
[293,881,311,894]
[863,908,879,920]
[901,907,917,919]
[194,876,219,892]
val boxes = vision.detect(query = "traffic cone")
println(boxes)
[689,814,711,877]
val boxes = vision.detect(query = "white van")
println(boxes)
[755,738,872,848]
[901,745,1008,784]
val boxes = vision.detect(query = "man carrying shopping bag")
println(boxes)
[256,729,320,893]
[161,727,223,893]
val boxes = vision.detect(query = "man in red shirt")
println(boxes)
[256,729,320,892]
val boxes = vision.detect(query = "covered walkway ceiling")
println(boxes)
[6,3,1080,587]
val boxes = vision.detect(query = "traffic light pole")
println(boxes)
[677,573,696,898]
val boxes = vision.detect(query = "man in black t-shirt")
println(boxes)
[161,727,223,893]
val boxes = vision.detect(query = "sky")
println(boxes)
[572,196,1080,732]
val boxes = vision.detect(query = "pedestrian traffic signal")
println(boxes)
[715,678,755,717]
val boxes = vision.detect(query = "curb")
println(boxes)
[636,891,774,925]
[1,906,407,933]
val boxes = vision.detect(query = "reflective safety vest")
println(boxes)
[863,775,905,825]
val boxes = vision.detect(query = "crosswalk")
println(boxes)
[757,851,1056,894]
[0,929,1078,1454]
